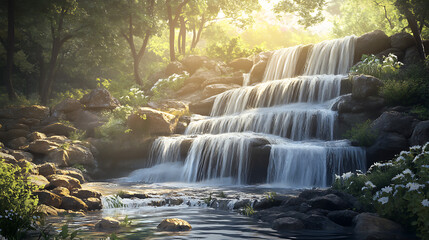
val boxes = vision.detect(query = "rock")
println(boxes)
[58,169,85,184]
[181,55,209,74]
[367,132,409,165]
[60,195,88,211]
[95,217,120,230]
[27,132,46,142]
[7,137,28,150]
[9,123,30,131]
[203,83,241,98]
[51,187,70,197]
[53,98,83,113]
[410,120,429,146]
[0,151,17,164]
[176,82,201,97]
[38,163,57,177]
[45,143,96,168]
[84,197,102,211]
[327,210,358,226]
[119,191,149,199]
[34,190,62,208]
[165,61,185,76]
[166,198,184,206]
[174,121,187,134]
[355,30,391,63]
[65,109,101,132]
[403,46,421,65]
[0,105,49,120]
[17,159,38,174]
[72,189,102,199]
[184,69,221,86]
[38,204,59,216]
[18,118,41,127]
[4,129,31,141]
[157,218,192,231]
[46,174,82,190]
[390,32,416,51]
[371,111,417,138]
[80,88,120,110]
[249,60,268,85]
[40,122,77,137]
[302,214,344,231]
[189,96,216,116]
[28,174,50,189]
[272,217,305,231]
[202,75,243,88]
[352,75,383,99]
[9,150,33,162]
[376,48,405,61]
[127,107,177,135]
[336,95,385,114]
[308,194,349,211]
[354,213,404,236]
[228,58,253,72]
[28,138,59,155]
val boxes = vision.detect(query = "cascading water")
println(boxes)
[126,36,366,188]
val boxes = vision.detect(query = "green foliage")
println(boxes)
[59,142,71,151]
[69,130,87,141]
[0,160,40,239]
[119,87,149,107]
[72,164,86,172]
[206,37,265,63]
[104,195,125,208]
[95,105,133,139]
[50,88,89,107]
[380,79,420,106]
[411,105,429,120]
[333,143,429,239]
[55,224,79,240]
[120,215,132,227]
[203,192,213,205]
[350,54,403,80]
[273,0,326,28]
[265,192,277,202]
[344,120,378,147]
[217,191,227,198]
[241,204,255,216]
[150,72,189,102]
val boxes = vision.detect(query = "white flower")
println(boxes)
[335,174,341,180]
[422,199,429,207]
[361,186,368,191]
[365,181,376,188]
[413,153,424,162]
[395,156,405,162]
[402,169,415,178]
[406,182,424,191]
[400,151,410,156]
[392,174,404,181]
[421,165,429,168]
[410,145,421,150]
[381,186,393,194]
[341,172,353,180]
[378,197,389,205]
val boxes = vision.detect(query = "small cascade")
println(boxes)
[262,45,303,82]
[147,136,191,166]
[242,73,250,86]
[187,104,337,141]
[304,36,356,75]
[211,75,342,116]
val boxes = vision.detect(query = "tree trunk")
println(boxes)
[180,17,186,56]
[169,21,176,61]
[178,26,182,55]
[133,56,143,86]
[191,16,205,51]
[41,40,60,105]
[403,7,426,60]
[6,0,17,101]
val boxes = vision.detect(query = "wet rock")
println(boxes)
[127,107,177,135]
[60,196,88,211]
[327,210,358,226]
[46,174,82,190]
[189,95,216,116]
[34,190,62,208]
[51,187,70,197]
[72,189,102,199]
[354,213,404,236]
[157,218,192,231]
[80,88,120,110]
[181,55,209,74]
[165,61,185,76]
[249,60,268,85]
[149,200,166,207]
[336,95,385,114]
[38,204,59,216]
[254,196,288,210]
[174,121,187,134]
[410,120,429,146]
[308,194,349,211]
[166,198,184,206]
[352,75,383,100]
[28,174,50,189]
[228,58,253,72]
[27,132,47,142]
[390,32,415,51]
[371,111,417,138]
[40,122,77,137]
[302,214,344,231]
[84,197,102,211]
[272,217,305,231]
[57,169,85,184]
[203,83,241,98]
[38,163,57,177]
[119,191,149,199]
[95,217,120,230]
[233,199,253,210]
[355,30,391,63]
[7,137,28,150]
[367,132,409,164]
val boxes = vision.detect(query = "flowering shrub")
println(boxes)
[350,53,403,79]
[150,72,189,102]
[333,143,429,239]
[0,160,40,239]
[119,87,149,107]
[96,105,134,139]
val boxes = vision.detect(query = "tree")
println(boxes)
[166,0,190,61]
[274,0,428,59]
[5,0,18,100]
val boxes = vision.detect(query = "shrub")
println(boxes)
[50,88,89,107]
[0,160,40,239]
[350,53,402,79]
[206,36,265,63]
[241,204,255,216]
[333,143,429,239]
[119,87,149,107]
[69,130,87,141]
[150,72,188,103]
[380,79,419,106]
[344,120,378,147]
[95,105,133,139]
[411,105,429,120]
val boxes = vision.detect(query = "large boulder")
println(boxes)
[37,163,57,177]
[272,217,305,231]
[228,58,253,72]
[355,30,391,63]
[335,95,385,114]
[157,218,192,231]
[371,111,417,138]
[53,98,83,114]
[367,132,409,164]
[28,174,50,189]
[83,197,102,211]
[390,32,416,51]
[51,187,70,197]
[189,96,216,116]
[184,69,221,86]
[403,46,421,65]
[181,55,209,74]
[8,149,33,162]
[72,189,101,199]
[127,107,177,135]
[65,109,102,132]
[95,217,120,230]
[27,132,46,142]
[202,84,241,98]
[354,213,404,237]
[351,75,383,99]
[376,48,405,61]
[0,105,49,120]
[60,195,88,211]
[175,82,201,97]
[7,137,28,150]
[80,88,120,110]
[202,74,243,87]
[327,210,358,226]
[410,121,429,146]
[3,129,31,141]
[28,138,60,154]
[46,174,82,190]
[308,194,349,211]
[165,61,185,76]
[34,190,62,208]
[249,60,268,85]
[0,151,17,164]
[40,122,77,137]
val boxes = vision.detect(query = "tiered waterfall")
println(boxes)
[127,36,366,187]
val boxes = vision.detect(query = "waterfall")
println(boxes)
[211,75,343,116]
[125,35,366,188]
[304,36,356,75]
[262,45,303,82]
